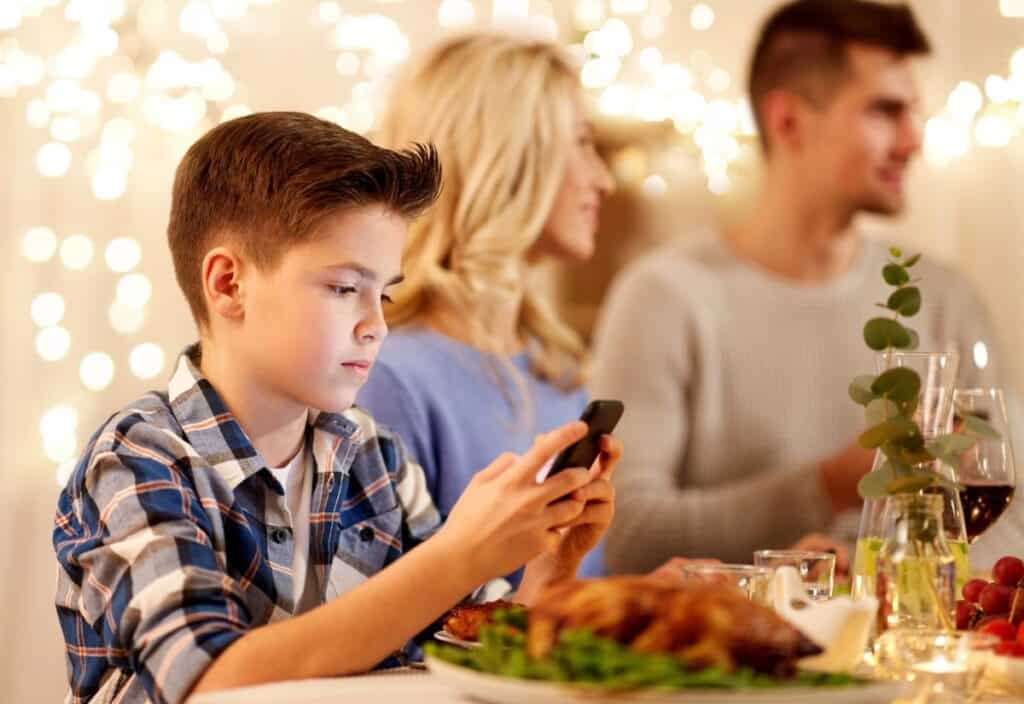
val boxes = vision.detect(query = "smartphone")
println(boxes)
[536,400,624,483]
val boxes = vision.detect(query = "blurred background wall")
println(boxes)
[2,1,1023,698]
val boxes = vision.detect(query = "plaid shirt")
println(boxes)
[54,345,509,704]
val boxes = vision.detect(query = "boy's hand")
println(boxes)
[517,434,622,603]
[435,421,595,585]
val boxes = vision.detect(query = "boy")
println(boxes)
[53,112,618,703]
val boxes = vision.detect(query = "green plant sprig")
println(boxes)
[849,247,1000,499]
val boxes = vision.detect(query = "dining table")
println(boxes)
[187,665,1022,704]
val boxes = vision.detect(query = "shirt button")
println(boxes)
[358,526,375,542]
[270,528,290,544]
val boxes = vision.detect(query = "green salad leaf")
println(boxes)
[427,616,859,692]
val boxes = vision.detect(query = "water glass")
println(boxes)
[754,549,836,600]
[681,563,774,605]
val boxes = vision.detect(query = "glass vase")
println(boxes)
[875,493,957,633]
[852,352,969,601]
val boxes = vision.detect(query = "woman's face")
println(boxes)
[531,97,615,262]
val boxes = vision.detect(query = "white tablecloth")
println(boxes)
[189,670,464,704]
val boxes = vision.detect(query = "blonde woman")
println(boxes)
[357,34,615,580]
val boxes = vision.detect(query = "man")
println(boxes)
[591,0,1009,571]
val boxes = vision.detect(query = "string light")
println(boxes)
[22,226,58,262]
[30,293,66,328]
[129,342,165,379]
[80,352,115,391]
[59,234,94,270]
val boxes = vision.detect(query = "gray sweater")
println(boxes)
[590,233,1001,572]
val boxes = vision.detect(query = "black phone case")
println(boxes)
[546,400,624,476]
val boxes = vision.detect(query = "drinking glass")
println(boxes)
[681,563,774,605]
[952,387,1017,543]
[753,550,836,600]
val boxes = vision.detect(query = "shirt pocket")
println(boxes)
[325,505,403,600]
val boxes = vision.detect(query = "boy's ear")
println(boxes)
[202,246,246,323]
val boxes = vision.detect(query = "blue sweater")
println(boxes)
[357,327,606,581]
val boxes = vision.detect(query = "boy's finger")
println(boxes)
[560,501,613,529]
[542,497,585,527]
[596,435,623,478]
[509,421,587,483]
[478,452,519,481]
[537,467,591,502]
[570,478,614,504]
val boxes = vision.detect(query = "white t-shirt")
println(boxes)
[267,443,319,614]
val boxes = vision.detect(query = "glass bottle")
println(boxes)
[875,493,957,633]
[852,352,969,600]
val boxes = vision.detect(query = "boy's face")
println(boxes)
[237,205,406,413]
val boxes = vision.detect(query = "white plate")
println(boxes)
[426,655,909,704]
[433,630,481,649]
[984,653,1024,696]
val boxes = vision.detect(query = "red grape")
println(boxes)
[956,600,976,630]
[995,641,1024,657]
[963,578,989,603]
[980,583,1014,614]
[980,617,1017,642]
[993,556,1024,587]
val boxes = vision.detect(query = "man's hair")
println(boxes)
[748,0,931,151]
[167,111,442,326]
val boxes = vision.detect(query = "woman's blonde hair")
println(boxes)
[376,33,586,393]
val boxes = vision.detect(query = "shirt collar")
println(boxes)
[167,343,360,488]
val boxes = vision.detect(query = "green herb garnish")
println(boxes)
[427,618,859,691]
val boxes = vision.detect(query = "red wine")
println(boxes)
[959,484,1015,542]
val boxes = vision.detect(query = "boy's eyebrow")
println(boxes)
[324,263,404,286]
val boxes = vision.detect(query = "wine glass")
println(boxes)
[952,387,1017,543]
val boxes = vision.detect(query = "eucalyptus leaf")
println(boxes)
[903,254,921,268]
[858,462,897,499]
[866,398,901,425]
[872,367,921,402]
[883,264,910,286]
[864,318,911,351]
[931,433,976,454]
[886,473,936,493]
[859,417,918,448]
[963,414,1001,439]
[849,375,878,406]
[903,327,920,350]
[887,287,921,316]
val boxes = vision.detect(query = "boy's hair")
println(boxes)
[167,111,442,326]
[748,0,931,152]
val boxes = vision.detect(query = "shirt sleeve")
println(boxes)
[54,449,249,704]
[589,263,832,572]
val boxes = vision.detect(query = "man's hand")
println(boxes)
[818,441,874,514]
[789,532,850,575]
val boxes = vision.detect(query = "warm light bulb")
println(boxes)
[37,141,71,177]
[104,237,142,271]
[31,292,65,327]
[35,326,71,361]
[80,352,115,391]
[129,343,166,379]
[60,234,94,270]
[22,226,58,262]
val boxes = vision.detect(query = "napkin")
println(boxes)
[770,566,878,672]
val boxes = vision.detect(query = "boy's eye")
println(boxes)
[329,284,357,296]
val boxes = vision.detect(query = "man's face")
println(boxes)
[802,45,923,216]
[237,205,406,414]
